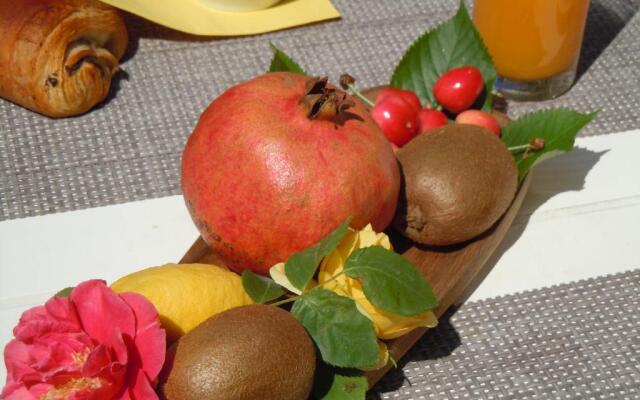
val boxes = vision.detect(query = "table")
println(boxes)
[1,0,639,397]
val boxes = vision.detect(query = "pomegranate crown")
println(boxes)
[300,76,356,125]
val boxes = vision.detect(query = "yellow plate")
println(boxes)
[99,0,341,36]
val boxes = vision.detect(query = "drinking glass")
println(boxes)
[473,0,590,101]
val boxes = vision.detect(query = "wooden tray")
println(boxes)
[179,87,531,389]
[179,174,529,387]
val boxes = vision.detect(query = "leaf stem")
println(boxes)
[268,296,299,307]
[315,271,346,289]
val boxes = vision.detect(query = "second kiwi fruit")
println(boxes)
[394,124,518,246]
[159,304,316,400]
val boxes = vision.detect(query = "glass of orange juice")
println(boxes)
[473,0,590,101]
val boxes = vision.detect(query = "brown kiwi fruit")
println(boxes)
[394,124,517,245]
[159,304,315,400]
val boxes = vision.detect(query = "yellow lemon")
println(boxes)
[111,263,252,343]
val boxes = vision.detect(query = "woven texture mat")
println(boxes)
[369,269,640,399]
[1,0,639,221]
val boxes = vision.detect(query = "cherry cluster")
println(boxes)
[371,67,501,148]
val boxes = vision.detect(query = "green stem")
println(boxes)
[507,144,532,153]
[346,83,375,108]
[314,271,346,289]
[268,296,299,307]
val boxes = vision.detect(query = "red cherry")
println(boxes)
[371,95,420,147]
[376,87,422,113]
[455,110,501,136]
[433,66,484,113]
[418,108,448,133]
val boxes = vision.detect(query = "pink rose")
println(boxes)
[2,280,166,400]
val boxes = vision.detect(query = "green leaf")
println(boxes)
[291,289,379,369]
[241,270,285,304]
[312,364,367,400]
[502,108,597,180]
[55,287,74,297]
[343,246,437,316]
[285,219,351,291]
[390,0,496,108]
[268,42,306,75]
[481,76,496,112]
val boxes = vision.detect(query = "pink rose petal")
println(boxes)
[118,388,134,400]
[120,292,166,381]
[13,297,81,342]
[82,344,112,377]
[34,332,92,374]
[1,383,39,400]
[120,365,159,400]
[45,295,82,327]
[3,339,38,384]
[71,280,136,350]
[110,328,129,366]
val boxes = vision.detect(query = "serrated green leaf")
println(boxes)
[285,219,351,291]
[481,76,496,112]
[55,287,74,297]
[502,108,597,180]
[291,289,379,369]
[343,246,437,316]
[390,0,496,108]
[241,270,285,304]
[312,363,367,400]
[268,42,306,75]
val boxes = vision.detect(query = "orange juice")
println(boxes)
[473,0,590,81]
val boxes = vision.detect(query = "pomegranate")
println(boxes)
[181,72,400,275]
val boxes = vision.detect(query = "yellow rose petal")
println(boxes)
[269,263,316,294]
[375,232,392,250]
[358,224,378,247]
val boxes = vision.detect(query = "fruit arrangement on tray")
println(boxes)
[1,2,595,399]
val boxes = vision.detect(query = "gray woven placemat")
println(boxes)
[369,269,640,399]
[0,0,639,221]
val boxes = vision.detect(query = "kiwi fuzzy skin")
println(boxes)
[394,125,517,246]
[159,304,315,400]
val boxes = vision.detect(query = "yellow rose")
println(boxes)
[318,224,437,340]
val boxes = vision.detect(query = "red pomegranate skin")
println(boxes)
[182,72,400,275]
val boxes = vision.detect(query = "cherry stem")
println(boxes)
[508,139,544,154]
[507,144,532,153]
[344,83,375,108]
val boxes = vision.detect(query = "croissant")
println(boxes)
[0,0,128,117]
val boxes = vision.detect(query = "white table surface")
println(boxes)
[1,129,639,384]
